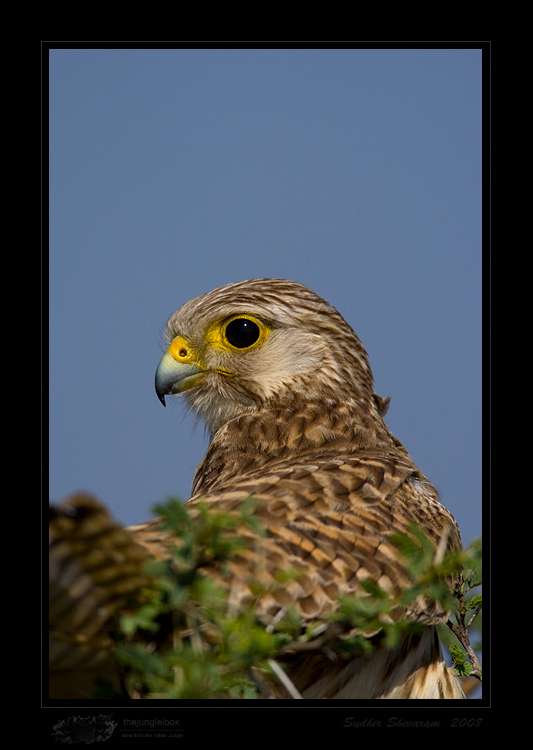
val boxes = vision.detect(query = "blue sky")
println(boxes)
[49,47,482,550]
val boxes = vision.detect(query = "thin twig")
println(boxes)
[267,659,304,699]
[446,608,482,681]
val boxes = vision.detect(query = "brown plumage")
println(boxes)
[49,495,151,698]
[49,278,465,699]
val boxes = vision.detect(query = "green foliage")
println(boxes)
[448,644,474,677]
[444,538,482,681]
[114,498,290,698]
[113,498,482,698]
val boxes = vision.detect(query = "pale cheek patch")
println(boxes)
[246,331,332,398]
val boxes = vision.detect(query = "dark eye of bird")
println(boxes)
[225,318,261,348]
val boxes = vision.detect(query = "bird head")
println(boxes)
[155,279,376,436]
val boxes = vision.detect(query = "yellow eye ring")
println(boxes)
[222,315,268,350]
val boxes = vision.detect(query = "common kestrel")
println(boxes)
[49,278,465,699]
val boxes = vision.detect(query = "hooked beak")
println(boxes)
[155,337,204,406]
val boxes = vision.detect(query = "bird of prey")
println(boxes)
[49,278,465,699]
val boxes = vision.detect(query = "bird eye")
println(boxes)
[225,318,261,349]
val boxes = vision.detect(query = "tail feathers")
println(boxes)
[285,628,465,699]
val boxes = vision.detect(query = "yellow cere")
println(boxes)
[168,336,198,363]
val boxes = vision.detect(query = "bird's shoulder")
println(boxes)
[129,451,461,624]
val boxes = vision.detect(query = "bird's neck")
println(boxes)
[191,396,400,497]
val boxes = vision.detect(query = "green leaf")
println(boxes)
[465,595,482,611]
